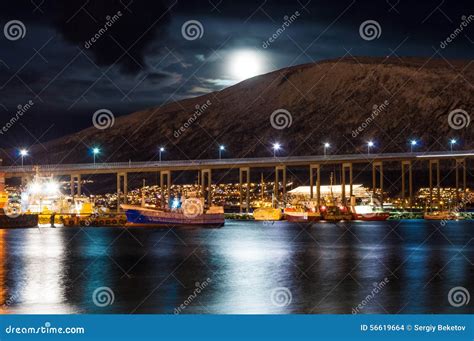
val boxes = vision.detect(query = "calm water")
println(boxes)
[0,220,473,314]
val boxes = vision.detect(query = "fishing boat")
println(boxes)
[352,196,390,221]
[284,199,321,222]
[253,174,283,221]
[424,211,464,220]
[121,192,224,227]
[253,207,283,221]
[320,173,352,221]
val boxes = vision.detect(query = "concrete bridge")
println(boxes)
[1,150,472,212]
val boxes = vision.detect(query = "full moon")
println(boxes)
[229,50,264,81]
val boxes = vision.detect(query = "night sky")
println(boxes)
[0,0,472,150]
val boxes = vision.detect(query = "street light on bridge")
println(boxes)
[450,139,457,152]
[410,140,417,153]
[367,141,374,155]
[92,147,100,165]
[19,149,28,166]
[159,147,165,162]
[323,142,330,157]
[273,143,281,157]
[219,145,225,159]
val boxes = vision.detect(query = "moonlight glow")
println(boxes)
[229,50,264,81]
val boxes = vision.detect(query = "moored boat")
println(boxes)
[121,203,225,227]
[352,204,390,221]
[253,207,283,221]
[424,211,464,220]
[284,208,321,222]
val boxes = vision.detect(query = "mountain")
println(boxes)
[6,57,474,165]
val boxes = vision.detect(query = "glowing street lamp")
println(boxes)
[273,143,281,157]
[92,147,100,164]
[323,142,330,157]
[450,139,457,152]
[410,140,417,153]
[219,145,225,159]
[159,147,165,162]
[19,149,28,166]
[367,141,374,155]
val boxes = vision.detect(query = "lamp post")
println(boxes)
[219,145,225,159]
[159,147,165,162]
[92,148,100,165]
[449,139,457,152]
[410,140,417,153]
[323,143,330,157]
[273,143,281,158]
[367,141,374,155]
[19,149,28,166]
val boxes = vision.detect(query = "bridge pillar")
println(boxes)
[160,170,171,208]
[117,172,127,211]
[201,169,212,207]
[70,174,81,196]
[401,161,413,209]
[239,167,250,213]
[372,161,383,209]
[429,160,440,209]
[309,164,321,209]
[341,163,353,206]
[274,166,286,207]
[455,158,467,204]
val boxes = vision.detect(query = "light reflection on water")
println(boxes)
[0,220,472,314]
